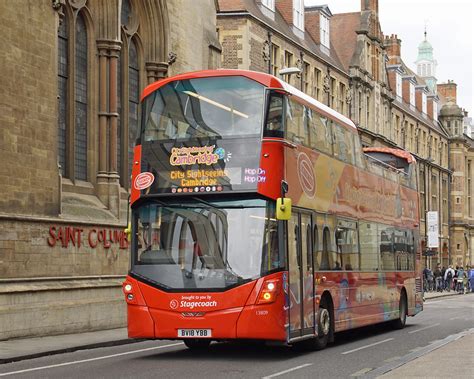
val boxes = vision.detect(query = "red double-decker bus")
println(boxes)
[122,69,423,350]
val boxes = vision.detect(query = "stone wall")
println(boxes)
[0,278,125,340]
[0,217,129,279]
[167,0,220,75]
[0,0,59,217]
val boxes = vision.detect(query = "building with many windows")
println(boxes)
[0,0,220,340]
[218,0,350,117]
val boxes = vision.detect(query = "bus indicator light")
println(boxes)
[257,279,280,304]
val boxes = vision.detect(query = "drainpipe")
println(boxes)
[267,31,272,74]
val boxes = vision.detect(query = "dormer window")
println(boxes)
[293,0,304,31]
[396,72,402,97]
[422,93,427,114]
[433,101,438,121]
[261,0,275,11]
[320,13,330,48]
[409,83,415,106]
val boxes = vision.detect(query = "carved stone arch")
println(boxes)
[135,0,170,81]
[130,33,146,86]
[89,0,120,41]
[75,5,98,184]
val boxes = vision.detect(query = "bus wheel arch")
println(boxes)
[392,288,407,329]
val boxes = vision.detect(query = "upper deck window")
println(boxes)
[142,76,265,142]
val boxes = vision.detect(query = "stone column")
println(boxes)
[108,41,121,218]
[96,42,110,206]
[145,61,169,85]
[96,40,122,217]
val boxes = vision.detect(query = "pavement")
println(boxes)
[0,291,472,378]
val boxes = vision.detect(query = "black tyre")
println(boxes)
[183,339,211,349]
[298,297,332,351]
[391,293,407,329]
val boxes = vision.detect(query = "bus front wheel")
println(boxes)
[183,339,211,349]
[299,297,332,351]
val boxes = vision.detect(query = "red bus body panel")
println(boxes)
[124,272,287,341]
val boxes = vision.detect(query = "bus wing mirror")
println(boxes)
[276,198,292,220]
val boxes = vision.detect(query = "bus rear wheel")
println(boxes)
[183,339,211,350]
[391,293,407,329]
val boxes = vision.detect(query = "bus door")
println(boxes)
[288,211,314,339]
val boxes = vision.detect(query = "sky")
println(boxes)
[305,0,474,116]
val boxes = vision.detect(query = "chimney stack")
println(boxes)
[438,80,457,103]
[384,34,401,65]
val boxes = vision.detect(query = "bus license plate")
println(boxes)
[177,329,212,338]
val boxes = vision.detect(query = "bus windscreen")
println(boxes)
[130,198,284,290]
[141,76,265,141]
[138,76,267,195]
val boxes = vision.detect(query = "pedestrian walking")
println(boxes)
[444,265,455,292]
[456,266,465,294]
[434,264,443,292]
[468,266,474,293]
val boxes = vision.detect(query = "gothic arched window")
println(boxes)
[75,13,88,181]
[58,15,68,177]
[128,39,139,183]
[57,7,89,182]
[119,0,141,189]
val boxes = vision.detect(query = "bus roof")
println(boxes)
[141,69,357,131]
[363,147,416,164]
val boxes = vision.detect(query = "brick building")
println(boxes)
[218,0,350,117]
[0,0,220,340]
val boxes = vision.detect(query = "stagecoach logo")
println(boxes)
[134,172,155,190]
[297,152,316,198]
[169,299,179,309]
[170,145,224,166]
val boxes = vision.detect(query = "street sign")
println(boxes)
[426,211,439,248]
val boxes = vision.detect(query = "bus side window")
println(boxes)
[333,123,355,164]
[312,224,320,271]
[309,112,332,155]
[353,133,367,169]
[359,222,379,271]
[286,100,307,145]
[320,227,331,270]
[306,223,312,271]
[379,227,395,271]
[264,93,284,138]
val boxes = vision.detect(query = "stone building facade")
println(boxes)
[439,99,474,268]
[0,0,219,340]
[218,0,350,118]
